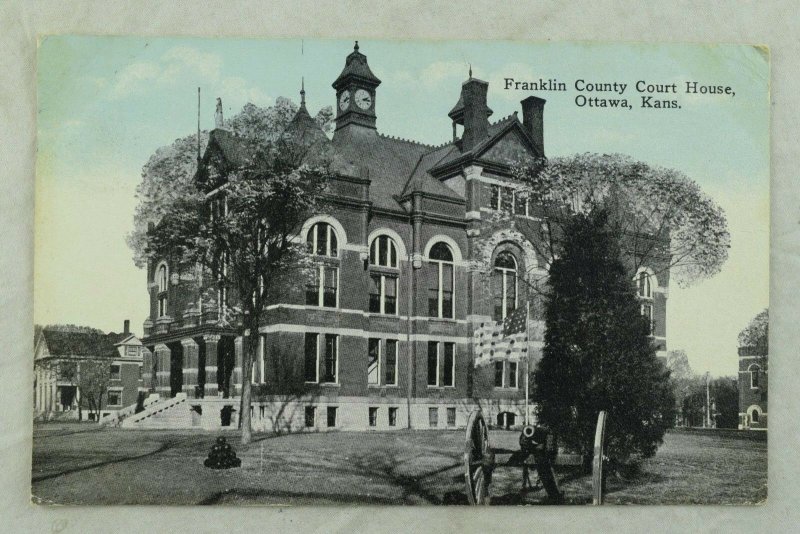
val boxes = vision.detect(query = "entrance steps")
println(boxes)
[121,393,193,429]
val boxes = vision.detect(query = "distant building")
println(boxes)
[738,345,767,430]
[33,321,146,421]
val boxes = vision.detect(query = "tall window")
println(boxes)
[385,339,398,386]
[750,364,761,389]
[494,361,517,389]
[428,341,455,388]
[427,242,454,318]
[323,334,338,383]
[109,364,121,381]
[427,342,439,386]
[494,361,504,388]
[637,270,652,298]
[156,264,168,317]
[635,270,655,335]
[442,342,455,387]
[306,223,339,308]
[369,235,399,314]
[367,338,380,385]
[493,251,518,321]
[304,333,319,383]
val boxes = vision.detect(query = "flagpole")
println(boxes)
[525,300,530,426]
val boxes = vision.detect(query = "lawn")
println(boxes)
[31,424,766,506]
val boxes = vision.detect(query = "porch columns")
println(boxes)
[154,343,171,397]
[181,338,199,397]
[203,335,220,397]
[233,336,243,396]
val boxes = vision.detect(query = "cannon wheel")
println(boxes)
[464,410,493,505]
[592,410,608,505]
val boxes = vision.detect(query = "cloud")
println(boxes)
[104,46,270,106]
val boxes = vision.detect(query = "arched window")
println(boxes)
[427,242,454,318]
[370,235,397,267]
[493,251,518,321]
[156,263,168,318]
[369,235,399,314]
[307,222,338,258]
[305,223,339,308]
[749,364,761,389]
[751,407,760,423]
[636,270,652,299]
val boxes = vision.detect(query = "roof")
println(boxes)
[282,103,331,149]
[198,102,537,212]
[330,128,438,210]
[40,329,119,359]
[332,42,381,88]
[207,129,253,168]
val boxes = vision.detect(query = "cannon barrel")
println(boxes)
[519,424,549,454]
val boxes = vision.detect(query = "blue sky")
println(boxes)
[35,37,769,376]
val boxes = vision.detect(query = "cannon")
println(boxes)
[464,410,608,505]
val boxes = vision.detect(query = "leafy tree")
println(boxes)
[533,209,675,464]
[128,98,333,267]
[738,308,768,375]
[665,349,704,425]
[76,359,111,421]
[132,99,333,445]
[476,153,730,293]
[710,377,739,429]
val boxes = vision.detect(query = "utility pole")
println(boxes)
[705,371,711,429]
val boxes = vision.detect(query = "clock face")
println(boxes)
[355,89,372,110]
[338,91,350,111]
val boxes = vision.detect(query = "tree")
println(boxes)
[666,349,703,425]
[128,98,333,267]
[477,153,730,292]
[131,99,333,445]
[738,308,768,379]
[710,377,739,429]
[533,209,675,464]
[76,359,111,421]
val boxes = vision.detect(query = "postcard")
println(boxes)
[32,37,768,505]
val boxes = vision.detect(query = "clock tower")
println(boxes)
[332,41,381,132]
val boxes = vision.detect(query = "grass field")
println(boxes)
[31,424,767,506]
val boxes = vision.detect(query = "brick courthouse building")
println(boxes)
[132,43,669,430]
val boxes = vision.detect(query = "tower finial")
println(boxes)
[354,40,359,52]
[300,77,306,106]
[469,64,472,78]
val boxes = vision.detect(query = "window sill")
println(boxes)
[428,317,457,324]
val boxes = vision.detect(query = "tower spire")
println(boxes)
[469,64,472,78]
[354,40,359,52]
[300,77,306,107]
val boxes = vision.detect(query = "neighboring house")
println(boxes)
[33,321,145,421]
[139,42,669,431]
[738,345,768,430]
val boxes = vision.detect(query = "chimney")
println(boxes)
[123,319,130,335]
[521,96,546,156]
[461,79,490,152]
[214,97,224,129]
